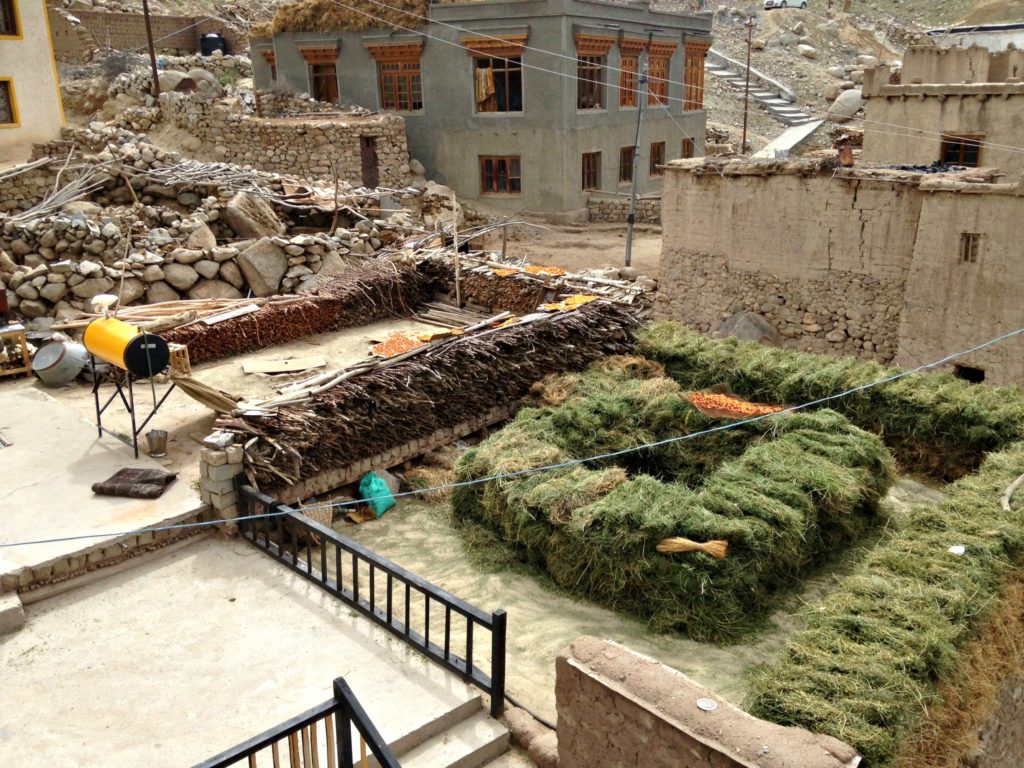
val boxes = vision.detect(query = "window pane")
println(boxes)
[0,81,13,124]
[0,0,17,36]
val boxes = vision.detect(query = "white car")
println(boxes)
[765,0,807,8]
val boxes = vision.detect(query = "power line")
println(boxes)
[3,321,1022,550]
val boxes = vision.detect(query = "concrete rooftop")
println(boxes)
[0,536,481,767]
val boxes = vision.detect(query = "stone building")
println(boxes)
[656,158,1024,386]
[0,0,65,156]
[252,0,712,218]
[861,44,1024,176]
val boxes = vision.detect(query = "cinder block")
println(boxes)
[201,448,228,467]
[202,476,236,495]
[0,592,26,635]
[209,490,238,509]
[207,461,242,483]
[226,445,243,464]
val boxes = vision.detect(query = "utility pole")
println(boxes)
[142,0,161,98]
[742,18,755,154]
[624,63,648,268]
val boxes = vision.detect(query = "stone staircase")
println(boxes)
[706,59,817,127]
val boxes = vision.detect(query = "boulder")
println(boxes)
[188,279,242,300]
[15,283,39,301]
[716,312,781,347]
[237,237,287,297]
[856,54,879,68]
[71,276,115,299]
[186,223,217,251]
[194,260,221,279]
[827,88,866,123]
[118,277,146,305]
[146,281,180,304]
[169,248,204,264]
[218,260,244,289]
[409,158,426,176]
[158,71,196,93]
[163,263,200,291]
[60,201,103,216]
[143,264,165,282]
[798,44,818,59]
[18,300,48,318]
[223,192,285,239]
[39,283,68,303]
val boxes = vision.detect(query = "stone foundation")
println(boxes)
[587,195,661,224]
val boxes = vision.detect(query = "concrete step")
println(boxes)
[365,696,487,766]
[484,748,534,767]
[399,712,510,768]
[759,97,792,106]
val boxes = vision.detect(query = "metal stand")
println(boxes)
[90,356,176,458]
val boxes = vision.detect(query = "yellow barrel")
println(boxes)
[83,318,170,379]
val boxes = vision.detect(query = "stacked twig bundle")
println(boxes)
[164,261,429,365]
[217,301,640,489]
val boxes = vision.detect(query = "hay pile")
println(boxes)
[745,441,1024,767]
[163,261,429,365]
[251,0,429,37]
[451,358,894,641]
[638,322,1024,479]
[223,301,640,489]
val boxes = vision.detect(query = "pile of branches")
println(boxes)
[218,301,641,489]
[451,359,894,642]
[164,261,429,365]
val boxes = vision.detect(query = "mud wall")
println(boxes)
[555,637,861,768]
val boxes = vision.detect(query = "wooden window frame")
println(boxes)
[0,0,21,39]
[619,146,634,184]
[619,39,645,108]
[941,134,983,167]
[960,232,981,264]
[480,155,522,195]
[683,41,710,111]
[309,62,339,104]
[462,34,527,114]
[649,141,666,176]
[575,34,612,111]
[259,50,277,81]
[577,55,606,110]
[681,138,694,159]
[647,42,676,107]
[366,42,424,112]
[0,78,19,128]
[473,56,523,113]
[582,151,601,191]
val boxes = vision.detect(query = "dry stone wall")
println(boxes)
[586,194,662,224]
[158,94,411,188]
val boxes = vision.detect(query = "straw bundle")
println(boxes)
[656,537,728,559]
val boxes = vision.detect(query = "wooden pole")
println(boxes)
[142,0,161,98]
[451,191,462,307]
[501,226,508,260]
[742,19,754,155]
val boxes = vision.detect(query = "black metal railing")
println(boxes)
[238,484,507,717]
[195,676,400,768]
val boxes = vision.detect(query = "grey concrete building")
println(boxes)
[252,0,712,217]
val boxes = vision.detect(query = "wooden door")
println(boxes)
[360,137,379,189]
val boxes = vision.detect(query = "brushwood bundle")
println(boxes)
[638,322,1024,479]
[163,261,429,365]
[451,358,894,641]
[219,301,640,489]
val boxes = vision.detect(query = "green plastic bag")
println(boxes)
[359,471,396,517]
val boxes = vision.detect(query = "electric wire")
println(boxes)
[3,322,1022,550]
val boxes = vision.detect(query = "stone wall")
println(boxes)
[586,194,662,224]
[556,637,861,768]
[656,160,924,363]
[158,94,411,188]
[63,10,247,57]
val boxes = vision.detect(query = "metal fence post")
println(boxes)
[489,609,507,717]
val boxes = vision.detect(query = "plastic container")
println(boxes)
[200,33,228,56]
[31,341,89,387]
[83,318,170,379]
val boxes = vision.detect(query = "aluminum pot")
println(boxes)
[32,341,89,387]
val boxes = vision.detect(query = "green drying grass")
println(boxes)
[638,322,1024,479]
[452,360,894,641]
[745,442,1024,767]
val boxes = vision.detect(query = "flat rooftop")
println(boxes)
[0,536,480,767]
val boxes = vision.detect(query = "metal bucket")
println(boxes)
[146,429,168,458]
[31,341,89,387]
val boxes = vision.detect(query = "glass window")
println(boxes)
[619,146,634,183]
[941,135,983,167]
[379,59,423,111]
[577,55,605,110]
[475,57,522,113]
[480,156,522,194]
[582,152,601,190]
[0,80,14,125]
[650,142,665,176]
[620,54,638,108]
[0,0,18,36]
